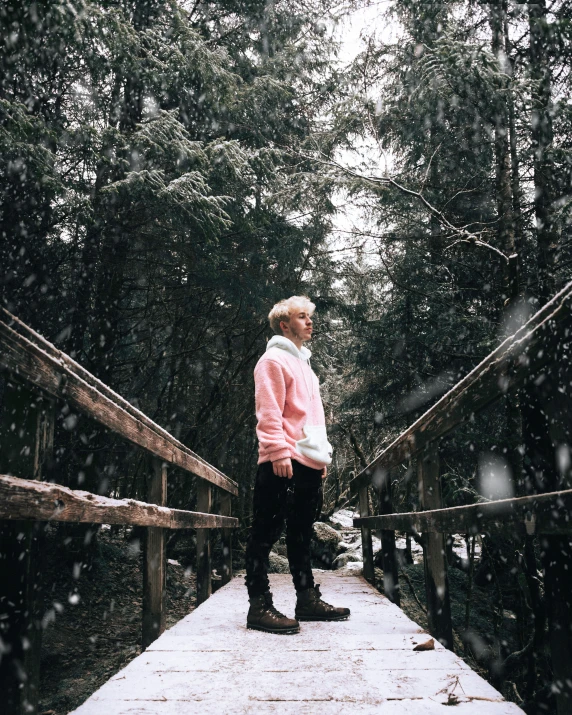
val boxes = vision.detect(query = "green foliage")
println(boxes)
[0,0,345,513]
[320,0,570,517]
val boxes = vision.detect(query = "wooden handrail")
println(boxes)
[0,312,238,495]
[353,488,572,535]
[350,280,572,492]
[349,280,572,700]
[0,474,238,529]
[1,307,226,480]
[0,311,239,712]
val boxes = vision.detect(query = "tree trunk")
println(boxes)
[528,0,558,301]
[490,0,517,301]
[503,12,524,266]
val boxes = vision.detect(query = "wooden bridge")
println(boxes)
[69,572,522,714]
[1,283,572,714]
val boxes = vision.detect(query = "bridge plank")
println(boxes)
[68,702,526,714]
[69,572,523,714]
[0,474,238,529]
[0,317,237,495]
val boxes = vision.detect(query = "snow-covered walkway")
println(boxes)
[70,572,523,714]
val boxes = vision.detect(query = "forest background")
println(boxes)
[1,0,571,711]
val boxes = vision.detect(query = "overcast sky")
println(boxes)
[327,3,400,260]
[336,1,398,63]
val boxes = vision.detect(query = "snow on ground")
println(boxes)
[329,510,482,567]
[329,509,357,529]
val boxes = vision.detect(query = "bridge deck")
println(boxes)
[70,572,523,714]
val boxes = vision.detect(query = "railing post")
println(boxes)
[220,491,233,586]
[0,380,54,715]
[142,458,167,650]
[377,468,400,605]
[196,480,212,605]
[358,483,375,584]
[418,444,453,649]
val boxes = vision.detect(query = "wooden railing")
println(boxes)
[351,281,572,715]
[0,308,239,715]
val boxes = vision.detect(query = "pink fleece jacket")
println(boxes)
[254,336,333,470]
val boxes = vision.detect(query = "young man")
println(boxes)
[245,296,350,634]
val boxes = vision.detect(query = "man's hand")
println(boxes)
[322,466,327,480]
[273,457,293,479]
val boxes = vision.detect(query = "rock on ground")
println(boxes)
[329,509,358,529]
[333,552,363,570]
[274,539,288,557]
[312,522,343,568]
[268,551,290,574]
[335,560,363,575]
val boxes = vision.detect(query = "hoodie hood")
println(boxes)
[266,335,311,362]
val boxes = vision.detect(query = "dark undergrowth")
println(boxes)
[38,526,197,715]
[385,562,556,715]
[37,524,556,715]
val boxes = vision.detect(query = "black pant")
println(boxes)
[245,460,323,598]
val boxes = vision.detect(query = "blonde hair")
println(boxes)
[268,296,316,334]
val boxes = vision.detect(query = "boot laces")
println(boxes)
[264,594,287,620]
[313,585,336,612]
[268,603,287,619]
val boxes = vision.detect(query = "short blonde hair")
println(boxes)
[268,296,316,334]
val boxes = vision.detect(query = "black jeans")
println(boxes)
[245,460,323,598]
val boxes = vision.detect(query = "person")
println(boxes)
[245,296,350,634]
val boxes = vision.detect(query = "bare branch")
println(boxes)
[297,148,494,243]
[421,142,442,193]
[444,237,510,263]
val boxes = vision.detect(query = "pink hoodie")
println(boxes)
[254,336,333,470]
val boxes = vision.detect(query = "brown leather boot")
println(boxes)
[247,592,300,634]
[295,584,350,621]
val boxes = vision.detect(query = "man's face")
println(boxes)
[282,309,313,342]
